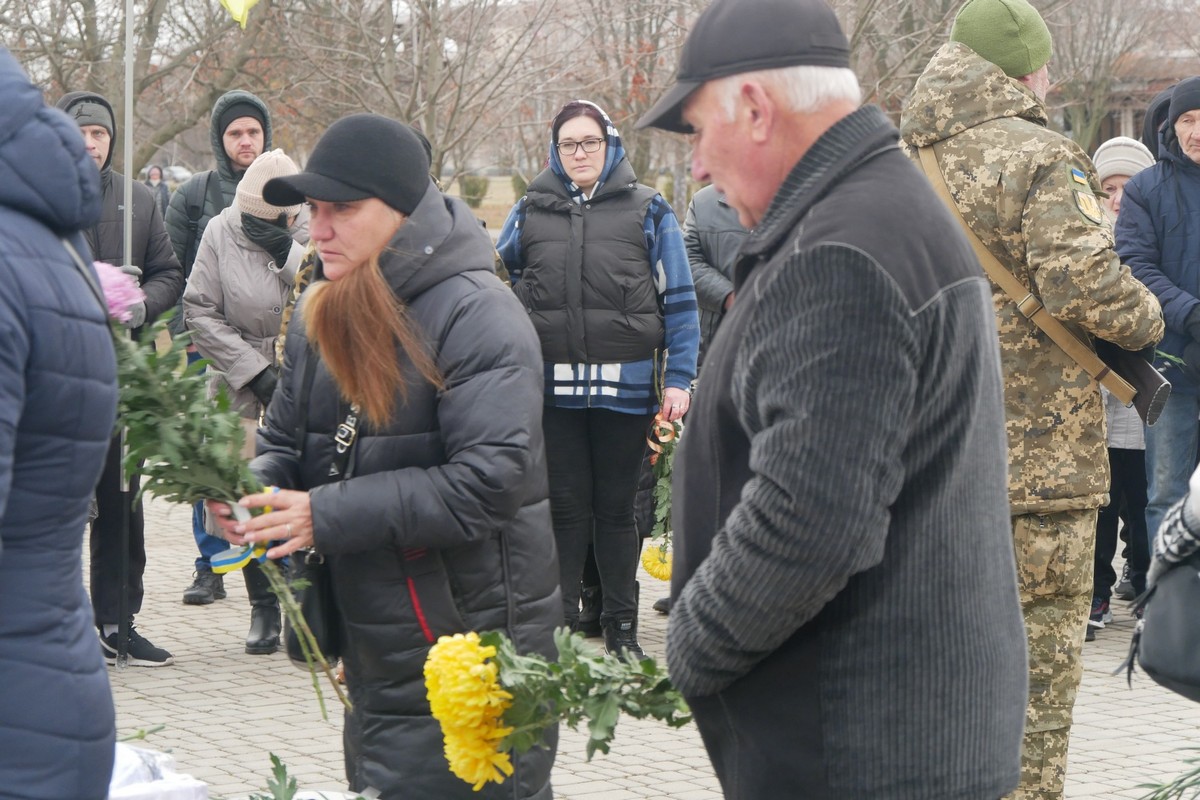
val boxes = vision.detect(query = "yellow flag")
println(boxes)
[221,0,260,29]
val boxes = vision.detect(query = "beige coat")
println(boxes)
[182,204,310,420]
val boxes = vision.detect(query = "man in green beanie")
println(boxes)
[900,1,1165,798]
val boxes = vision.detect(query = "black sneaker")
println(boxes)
[182,569,226,605]
[100,626,174,667]
[603,616,647,661]
[652,596,672,614]
[1088,596,1112,630]
[1085,624,1096,642]
[1114,563,1135,601]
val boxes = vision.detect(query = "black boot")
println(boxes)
[575,585,603,637]
[602,614,646,661]
[182,566,225,605]
[243,560,281,655]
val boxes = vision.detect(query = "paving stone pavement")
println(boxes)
[98,496,1200,799]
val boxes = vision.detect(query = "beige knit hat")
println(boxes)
[1093,137,1155,182]
[236,149,303,220]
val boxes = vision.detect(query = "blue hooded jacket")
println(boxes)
[1117,120,1200,394]
[0,47,118,798]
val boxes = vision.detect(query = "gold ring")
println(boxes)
[286,522,293,537]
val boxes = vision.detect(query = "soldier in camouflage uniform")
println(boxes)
[900,1,1164,798]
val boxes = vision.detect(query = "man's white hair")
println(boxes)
[712,65,862,119]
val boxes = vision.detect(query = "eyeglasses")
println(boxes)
[556,138,605,156]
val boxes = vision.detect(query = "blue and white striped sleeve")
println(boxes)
[646,195,699,390]
[496,198,527,285]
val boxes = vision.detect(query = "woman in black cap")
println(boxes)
[207,113,559,799]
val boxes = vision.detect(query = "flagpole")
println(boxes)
[116,0,135,670]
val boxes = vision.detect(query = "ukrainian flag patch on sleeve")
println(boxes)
[1071,167,1089,186]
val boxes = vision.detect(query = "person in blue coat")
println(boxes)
[0,47,118,798]
[1117,77,1200,555]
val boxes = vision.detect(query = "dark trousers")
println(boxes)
[543,406,652,621]
[688,637,830,800]
[1094,447,1149,601]
[90,435,145,626]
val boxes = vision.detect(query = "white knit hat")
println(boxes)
[236,149,303,219]
[1092,137,1155,182]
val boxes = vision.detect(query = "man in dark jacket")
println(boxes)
[685,184,748,366]
[165,90,271,606]
[1,47,117,798]
[649,184,748,617]
[1118,77,1200,569]
[57,90,184,666]
[636,0,1028,797]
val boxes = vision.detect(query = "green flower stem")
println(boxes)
[1139,749,1200,799]
[485,628,691,760]
[258,558,351,717]
[113,317,348,720]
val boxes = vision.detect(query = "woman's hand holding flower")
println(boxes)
[207,488,315,558]
[238,488,314,558]
[661,387,691,422]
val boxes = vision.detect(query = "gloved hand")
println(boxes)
[248,365,279,406]
[1187,306,1200,344]
[119,262,143,279]
[1182,342,1200,383]
[242,212,294,269]
[122,301,147,330]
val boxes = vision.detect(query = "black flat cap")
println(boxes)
[637,0,850,133]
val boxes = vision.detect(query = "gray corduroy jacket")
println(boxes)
[669,105,1027,799]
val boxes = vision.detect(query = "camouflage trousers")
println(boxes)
[1002,509,1095,800]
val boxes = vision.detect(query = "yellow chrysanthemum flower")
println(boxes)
[425,632,515,790]
[641,542,671,581]
[443,724,515,790]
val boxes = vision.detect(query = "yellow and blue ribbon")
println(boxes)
[211,487,275,574]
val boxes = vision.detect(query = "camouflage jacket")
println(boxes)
[900,43,1163,514]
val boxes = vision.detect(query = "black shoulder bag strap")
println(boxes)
[181,172,207,271]
[291,340,458,639]
[183,171,227,271]
[206,169,226,213]
[293,344,359,480]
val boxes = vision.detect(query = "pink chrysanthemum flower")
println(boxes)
[93,261,145,324]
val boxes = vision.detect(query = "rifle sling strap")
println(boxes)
[916,145,1135,406]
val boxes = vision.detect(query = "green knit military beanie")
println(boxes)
[950,0,1052,78]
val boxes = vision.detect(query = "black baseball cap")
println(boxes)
[637,0,850,133]
[263,113,431,215]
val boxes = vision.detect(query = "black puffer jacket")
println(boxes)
[254,181,560,799]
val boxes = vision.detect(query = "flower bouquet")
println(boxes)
[97,264,348,715]
[424,628,690,790]
[641,413,680,583]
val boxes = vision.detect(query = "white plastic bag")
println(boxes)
[108,743,208,800]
